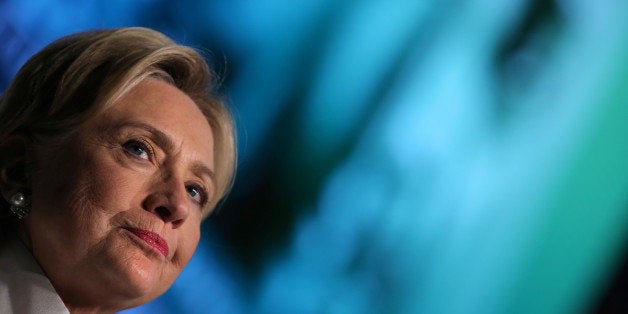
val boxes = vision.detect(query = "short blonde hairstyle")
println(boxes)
[0,27,236,213]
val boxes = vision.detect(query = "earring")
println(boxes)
[9,192,30,219]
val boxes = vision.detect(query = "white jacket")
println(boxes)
[0,233,69,313]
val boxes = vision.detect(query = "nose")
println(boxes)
[142,176,191,226]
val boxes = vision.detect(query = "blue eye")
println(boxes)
[186,184,207,206]
[122,139,152,160]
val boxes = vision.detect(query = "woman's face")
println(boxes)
[25,79,215,311]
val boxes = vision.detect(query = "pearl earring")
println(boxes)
[9,192,30,219]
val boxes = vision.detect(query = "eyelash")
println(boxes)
[186,183,209,207]
[122,138,209,208]
[122,138,155,161]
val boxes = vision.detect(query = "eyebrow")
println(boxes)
[116,121,217,190]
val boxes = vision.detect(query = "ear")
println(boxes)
[0,135,30,202]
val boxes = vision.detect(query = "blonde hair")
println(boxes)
[0,27,236,212]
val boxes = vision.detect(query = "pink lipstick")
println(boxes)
[126,228,169,257]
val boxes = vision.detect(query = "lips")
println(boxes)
[125,228,169,257]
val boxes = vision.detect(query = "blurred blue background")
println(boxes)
[3,1,628,313]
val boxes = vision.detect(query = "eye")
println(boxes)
[122,139,154,161]
[186,184,207,207]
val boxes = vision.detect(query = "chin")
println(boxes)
[94,235,174,307]
[116,249,174,301]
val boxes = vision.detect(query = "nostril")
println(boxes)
[155,206,170,220]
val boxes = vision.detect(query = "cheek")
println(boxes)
[30,151,94,232]
[32,144,141,231]
[69,143,150,216]
[80,164,141,214]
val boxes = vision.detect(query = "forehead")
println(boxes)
[99,79,215,165]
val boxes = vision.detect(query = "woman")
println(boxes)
[0,27,236,313]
